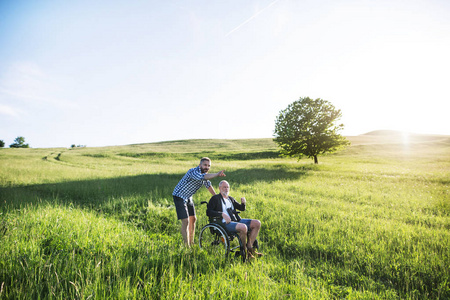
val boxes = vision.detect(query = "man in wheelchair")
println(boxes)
[206,180,264,259]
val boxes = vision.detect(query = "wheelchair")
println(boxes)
[198,201,258,262]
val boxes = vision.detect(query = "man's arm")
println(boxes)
[203,170,226,180]
[207,195,232,223]
[232,197,246,211]
[207,185,216,196]
[206,195,222,218]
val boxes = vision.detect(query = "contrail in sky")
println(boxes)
[225,0,281,37]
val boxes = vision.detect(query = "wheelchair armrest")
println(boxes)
[209,217,222,223]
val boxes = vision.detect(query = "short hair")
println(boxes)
[200,157,211,164]
[219,180,229,188]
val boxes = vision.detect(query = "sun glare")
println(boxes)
[401,131,410,146]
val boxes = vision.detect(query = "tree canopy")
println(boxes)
[274,97,349,164]
[9,136,30,148]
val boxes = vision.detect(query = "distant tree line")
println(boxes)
[0,137,87,149]
[0,136,30,148]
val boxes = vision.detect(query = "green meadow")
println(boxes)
[0,132,449,299]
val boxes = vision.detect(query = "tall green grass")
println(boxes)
[1,134,449,299]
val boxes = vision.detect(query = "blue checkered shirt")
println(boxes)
[172,166,212,200]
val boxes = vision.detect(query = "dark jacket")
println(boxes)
[207,193,246,222]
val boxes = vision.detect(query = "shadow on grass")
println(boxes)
[117,150,281,161]
[0,166,310,211]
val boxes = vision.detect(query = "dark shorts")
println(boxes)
[221,219,252,234]
[173,196,196,220]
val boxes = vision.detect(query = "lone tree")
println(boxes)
[274,97,350,164]
[9,136,30,148]
[0,140,4,148]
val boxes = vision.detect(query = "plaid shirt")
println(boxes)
[172,166,212,200]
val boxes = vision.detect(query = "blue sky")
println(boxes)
[1,0,449,148]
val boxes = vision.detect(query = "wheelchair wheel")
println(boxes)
[199,223,248,262]
[228,232,246,262]
[199,224,229,259]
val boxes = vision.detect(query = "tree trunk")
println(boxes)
[314,155,318,164]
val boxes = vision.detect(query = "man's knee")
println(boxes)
[237,223,248,234]
[189,215,197,223]
[181,218,190,227]
[251,219,261,230]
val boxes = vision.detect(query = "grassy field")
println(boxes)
[0,132,449,299]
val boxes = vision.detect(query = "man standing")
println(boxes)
[173,157,226,246]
